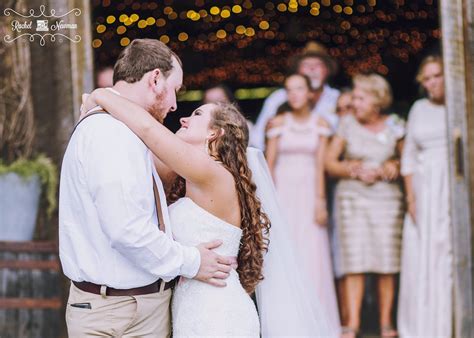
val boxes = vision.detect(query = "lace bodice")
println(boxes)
[169,197,260,337]
[169,197,242,256]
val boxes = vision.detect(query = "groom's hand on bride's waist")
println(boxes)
[194,240,237,287]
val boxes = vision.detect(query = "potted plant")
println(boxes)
[0,156,58,241]
[0,1,58,241]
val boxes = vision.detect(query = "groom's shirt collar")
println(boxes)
[105,87,121,95]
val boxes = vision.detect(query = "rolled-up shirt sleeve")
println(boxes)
[84,119,200,280]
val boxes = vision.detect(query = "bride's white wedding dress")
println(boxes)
[170,197,260,337]
[169,149,339,337]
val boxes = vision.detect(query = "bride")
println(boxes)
[83,88,338,337]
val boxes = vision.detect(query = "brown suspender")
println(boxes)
[152,177,166,232]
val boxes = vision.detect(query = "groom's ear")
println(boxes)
[148,68,162,88]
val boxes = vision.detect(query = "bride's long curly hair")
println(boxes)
[167,103,271,294]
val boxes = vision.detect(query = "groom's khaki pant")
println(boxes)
[66,283,172,337]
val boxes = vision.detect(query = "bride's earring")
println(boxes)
[205,139,210,155]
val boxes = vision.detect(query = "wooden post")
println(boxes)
[29,0,94,164]
[439,0,474,337]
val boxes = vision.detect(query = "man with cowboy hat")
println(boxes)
[252,41,340,150]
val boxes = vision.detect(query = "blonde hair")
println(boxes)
[353,73,393,111]
[416,55,443,84]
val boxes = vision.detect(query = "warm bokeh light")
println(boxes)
[116,25,126,34]
[120,37,130,46]
[277,3,287,12]
[156,18,166,27]
[92,0,439,89]
[216,29,227,39]
[232,5,242,14]
[259,20,270,30]
[146,17,156,25]
[178,32,189,41]
[160,35,170,44]
[92,39,102,48]
[236,25,246,34]
[210,6,220,15]
[96,24,106,33]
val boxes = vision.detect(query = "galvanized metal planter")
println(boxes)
[0,173,41,241]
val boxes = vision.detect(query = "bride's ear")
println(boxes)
[208,127,225,142]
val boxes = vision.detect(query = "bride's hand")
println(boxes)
[195,240,235,287]
[79,90,100,119]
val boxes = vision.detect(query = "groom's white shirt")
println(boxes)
[59,106,200,289]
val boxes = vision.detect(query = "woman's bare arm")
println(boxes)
[325,136,359,178]
[315,118,329,226]
[316,119,329,200]
[90,88,224,186]
[152,154,178,193]
[264,116,284,179]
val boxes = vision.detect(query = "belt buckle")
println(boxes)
[159,279,166,293]
[100,285,107,298]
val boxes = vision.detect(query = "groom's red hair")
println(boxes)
[113,38,182,85]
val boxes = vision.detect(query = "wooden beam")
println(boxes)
[0,241,58,253]
[0,260,60,270]
[0,298,62,309]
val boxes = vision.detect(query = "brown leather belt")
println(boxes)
[73,278,177,296]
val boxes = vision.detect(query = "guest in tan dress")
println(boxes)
[325,74,404,338]
[330,88,355,328]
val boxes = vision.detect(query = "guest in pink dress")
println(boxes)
[265,73,341,336]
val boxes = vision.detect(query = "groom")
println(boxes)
[59,39,234,337]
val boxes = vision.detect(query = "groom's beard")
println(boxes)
[149,87,169,124]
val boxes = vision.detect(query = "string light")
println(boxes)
[236,25,246,34]
[96,24,106,33]
[216,29,227,39]
[120,37,130,46]
[210,6,220,15]
[259,21,270,30]
[221,9,231,18]
[245,27,256,37]
[93,0,439,88]
[92,39,102,48]
[156,18,166,27]
[277,3,287,12]
[146,17,156,25]
[116,26,126,34]
[232,5,242,14]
